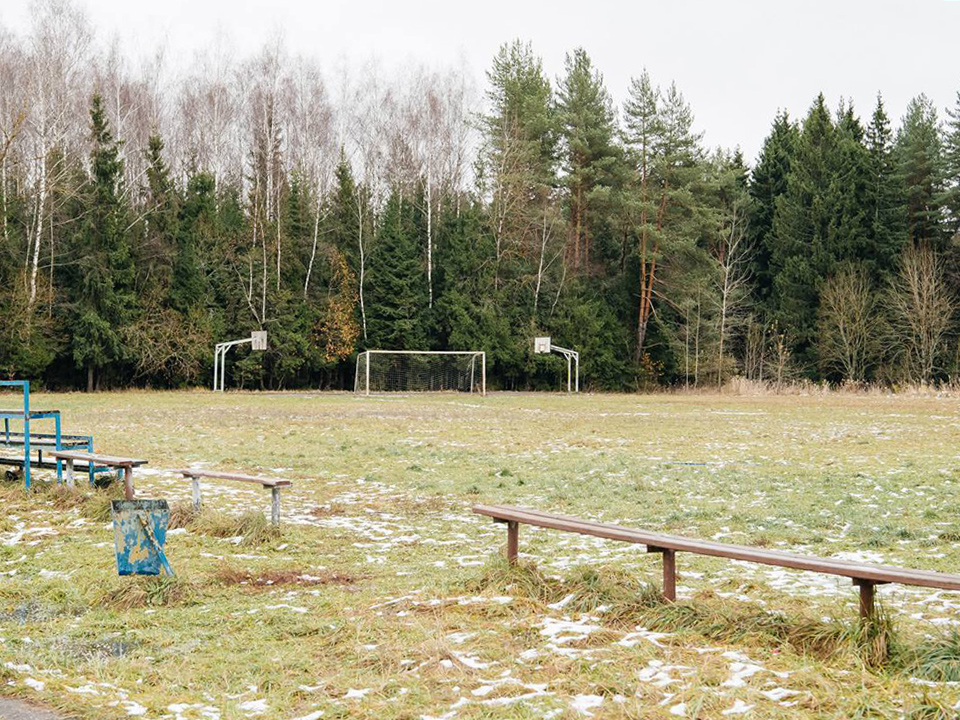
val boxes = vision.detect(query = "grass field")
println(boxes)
[2,390,960,719]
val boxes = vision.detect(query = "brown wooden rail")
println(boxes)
[473,504,960,618]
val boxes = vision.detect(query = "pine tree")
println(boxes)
[623,74,705,363]
[483,41,557,290]
[72,94,136,391]
[556,47,619,272]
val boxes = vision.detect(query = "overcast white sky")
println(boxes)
[2,0,958,162]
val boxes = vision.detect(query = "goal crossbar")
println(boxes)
[355,351,486,396]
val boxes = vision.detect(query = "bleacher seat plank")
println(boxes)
[473,503,960,618]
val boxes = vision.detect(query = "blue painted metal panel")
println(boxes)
[0,380,108,487]
[110,499,174,576]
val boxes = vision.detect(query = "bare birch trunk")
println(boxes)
[426,163,433,308]
[304,192,322,298]
[357,201,367,341]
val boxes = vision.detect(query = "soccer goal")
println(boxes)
[355,351,486,395]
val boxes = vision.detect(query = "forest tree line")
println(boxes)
[1,1,959,391]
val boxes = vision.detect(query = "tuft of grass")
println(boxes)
[463,558,565,606]
[905,697,956,720]
[553,566,663,625]
[80,483,125,522]
[466,561,903,664]
[838,605,898,668]
[47,484,89,511]
[904,628,960,682]
[188,508,279,545]
[99,575,195,609]
[167,500,201,529]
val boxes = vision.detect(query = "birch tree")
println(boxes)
[24,0,92,312]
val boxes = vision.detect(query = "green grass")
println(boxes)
[1,390,960,717]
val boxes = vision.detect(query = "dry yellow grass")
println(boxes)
[0,389,959,718]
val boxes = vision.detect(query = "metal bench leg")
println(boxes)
[55,414,62,484]
[87,439,95,487]
[271,487,281,527]
[191,477,202,512]
[65,459,74,489]
[506,521,519,565]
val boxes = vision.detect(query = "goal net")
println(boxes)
[355,351,486,395]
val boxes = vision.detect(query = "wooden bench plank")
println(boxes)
[177,469,292,487]
[49,451,148,500]
[48,450,148,467]
[178,469,292,526]
[473,504,960,593]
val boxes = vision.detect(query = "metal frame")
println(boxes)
[0,380,105,489]
[534,340,580,393]
[355,350,486,396]
[213,332,267,392]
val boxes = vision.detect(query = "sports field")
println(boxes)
[2,390,960,719]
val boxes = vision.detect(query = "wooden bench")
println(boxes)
[473,504,960,619]
[178,469,292,526]
[49,451,148,500]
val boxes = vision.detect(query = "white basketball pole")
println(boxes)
[534,337,579,393]
[213,332,267,392]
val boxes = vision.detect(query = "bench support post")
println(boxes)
[65,459,74,489]
[649,546,677,602]
[854,579,877,619]
[271,487,281,527]
[662,549,677,602]
[123,466,135,501]
[506,520,519,565]
[191,476,202,511]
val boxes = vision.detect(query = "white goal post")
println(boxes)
[355,350,486,396]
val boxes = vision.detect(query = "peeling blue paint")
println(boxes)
[111,500,174,576]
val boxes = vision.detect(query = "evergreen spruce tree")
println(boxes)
[72,94,136,391]
[896,94,945,246]
[142,134,180,294]
[942,89,960,240]
[169,172,215,312]
[830,103,872,266]
[771,94,838,366]
[365,189,427,350]
[864,96,906,276]
[749,112,798,302]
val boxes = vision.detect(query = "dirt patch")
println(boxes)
[215,567,358,588]
[0,697,70,720]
